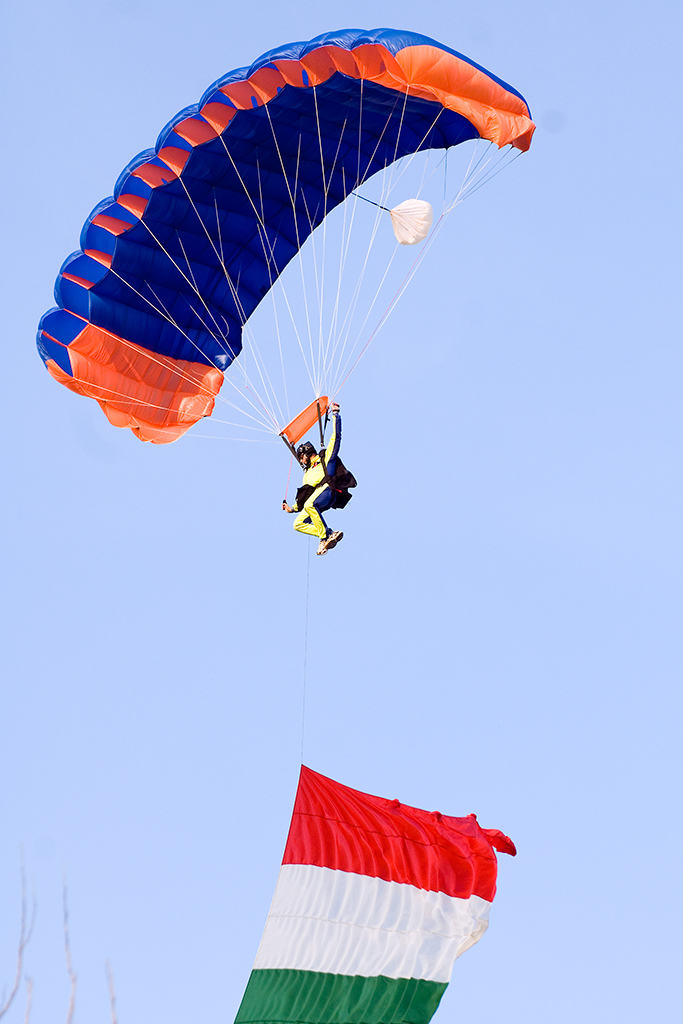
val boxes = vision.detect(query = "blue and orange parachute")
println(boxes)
[37,28,534,443]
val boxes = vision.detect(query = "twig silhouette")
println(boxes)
[62,878,77,1024]
[22,978,32,1024]
[0,859,36,1021]
[106,961,118,1024]
[3,867,120,1022]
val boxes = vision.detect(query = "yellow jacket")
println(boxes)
[293,412,341,510]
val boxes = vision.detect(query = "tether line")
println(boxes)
[301,539,311,762]
[354,193,390,212]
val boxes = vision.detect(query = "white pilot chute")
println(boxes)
[389,198,434,244]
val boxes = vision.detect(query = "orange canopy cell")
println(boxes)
[280,397,329,446]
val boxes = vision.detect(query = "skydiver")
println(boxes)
[281,402,350,555]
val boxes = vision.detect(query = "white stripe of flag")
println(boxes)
[254,864,492,984]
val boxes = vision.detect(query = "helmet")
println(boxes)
[296,441,317,461]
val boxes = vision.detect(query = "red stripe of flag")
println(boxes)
[283,767,515,903]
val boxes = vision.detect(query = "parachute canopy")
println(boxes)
[235,765,515,1024]
[37,28,534,443]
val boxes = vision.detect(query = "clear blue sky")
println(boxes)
[1,2,681,1022]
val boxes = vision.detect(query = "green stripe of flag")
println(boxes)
[235,968,448,1024]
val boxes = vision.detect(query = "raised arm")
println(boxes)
[324,404,341,465]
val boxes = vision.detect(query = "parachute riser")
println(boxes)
[316,401,329,481]
[281,434,297,504]
[281,434,298,460]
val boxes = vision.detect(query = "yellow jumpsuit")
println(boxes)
[292,413,340,539]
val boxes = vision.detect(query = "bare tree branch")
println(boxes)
[62,878,77,1024]
[0,858,36,1021]
[22,978,33,1024]
[105,961,118,1024]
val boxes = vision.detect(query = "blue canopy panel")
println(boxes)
[38,28,534,442]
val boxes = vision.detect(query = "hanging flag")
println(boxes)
[235,766,516,1024]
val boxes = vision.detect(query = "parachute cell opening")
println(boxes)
[280,396,330,447]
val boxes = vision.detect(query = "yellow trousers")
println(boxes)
[293,485,330,539]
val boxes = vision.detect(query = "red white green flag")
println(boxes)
[235,766,516,1024]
